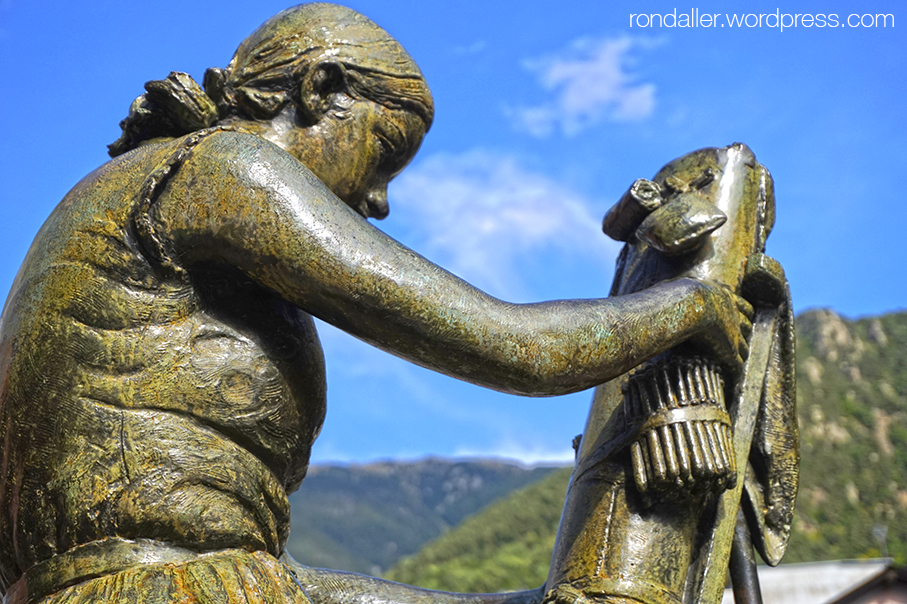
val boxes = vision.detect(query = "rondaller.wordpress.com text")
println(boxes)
[629,9,894,30]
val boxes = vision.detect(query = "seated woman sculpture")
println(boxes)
[0,3,751,603]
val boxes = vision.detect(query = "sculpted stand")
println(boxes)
[0,4,796,604]
[545,144,798,604]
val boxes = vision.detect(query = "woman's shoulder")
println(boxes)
[187,128,290,165]
[174,128,330,197]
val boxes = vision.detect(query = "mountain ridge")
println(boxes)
[286,457,561,575]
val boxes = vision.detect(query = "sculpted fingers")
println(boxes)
[737,295,755,321]
[690,279,749,372]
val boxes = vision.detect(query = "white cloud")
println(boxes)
[510,35,659,137]
[388,149,620,298]
[454,40,487,55]
[453,440,576,466]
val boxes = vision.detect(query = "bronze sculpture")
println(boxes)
[546,144,798,604]
[0,4,795,603]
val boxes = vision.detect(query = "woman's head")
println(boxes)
[109,3,434,217]
[205,3,433,129]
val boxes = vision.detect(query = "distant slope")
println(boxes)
[385,467,572,592]
[285,458,559,575]
[384,310,907,591]
[786,309,907,564]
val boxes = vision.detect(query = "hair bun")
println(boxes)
[108,72,218,157]
[203,67,235,119]
[145,72,218,132]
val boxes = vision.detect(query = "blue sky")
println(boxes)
[0,1,903,464]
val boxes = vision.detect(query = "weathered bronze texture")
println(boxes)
[545,144,798,604]
[0,4,794,603]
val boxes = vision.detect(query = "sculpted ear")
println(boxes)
[297,60,348,124]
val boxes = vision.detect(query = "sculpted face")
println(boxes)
[285,95,428,220]
[217,3,434,220]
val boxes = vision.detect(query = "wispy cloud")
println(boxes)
[388,149,619,298]
[453,440,575,466]
[509,35,659,137]
[454,40,487,55]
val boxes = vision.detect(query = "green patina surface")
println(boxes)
[0,4,791,604]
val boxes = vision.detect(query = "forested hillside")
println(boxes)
[285,458,558,575]
[786,309,907,563]
[385,467,572,592]
[385,309,907,592]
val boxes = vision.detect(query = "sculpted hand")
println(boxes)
[692,278,753,376]
[742,253,789,308]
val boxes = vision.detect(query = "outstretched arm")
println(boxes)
[155,131,746,396]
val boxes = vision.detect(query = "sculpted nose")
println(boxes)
[365,186,389,220]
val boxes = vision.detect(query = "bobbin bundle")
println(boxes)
[623,357,736,506]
